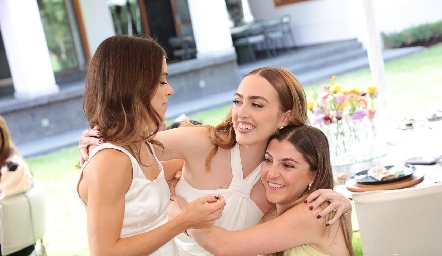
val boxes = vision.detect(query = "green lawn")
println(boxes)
[28,43,442,255]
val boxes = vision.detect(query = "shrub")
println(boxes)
[382,20,442,48]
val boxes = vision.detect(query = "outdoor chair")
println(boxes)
[352,183,442,256]
[263,16,290,56]
[168,35,197,61]
[1,182,46,255]
[233,21,271,62]
[281,14,296,48]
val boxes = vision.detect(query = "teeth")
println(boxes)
[268,182,284,189]
[238,123,255,130]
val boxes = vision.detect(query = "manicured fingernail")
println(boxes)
[309,206,313,210]
[304,200,307,203]
[83,156,88,161]
[98,139,103,145]
[97,131,101,136]
[317,214,321,219]
[326,223,330,226]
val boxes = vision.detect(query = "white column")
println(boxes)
[361,0,387,110]
[0,0,59,98]
[187,0,235,57]
[78,0,115,56]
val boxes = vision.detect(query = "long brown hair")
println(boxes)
[0,115,11,165]
[265,125,354,256]
[83,35,166,154]
[204,67,309,169]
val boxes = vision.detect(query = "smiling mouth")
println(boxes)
[238,123,255,132]
[268,181,285,189]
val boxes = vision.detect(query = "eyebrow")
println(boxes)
[234,93,270,103]
[265,152,298,164]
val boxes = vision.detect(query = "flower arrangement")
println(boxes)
[307,76,384,166]
[308,75,378,125]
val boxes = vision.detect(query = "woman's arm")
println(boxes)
[304,189,352,225]
[78,126,210,174]
[82,150,225,256]
[161,159,184,183]
[189,203,323,256]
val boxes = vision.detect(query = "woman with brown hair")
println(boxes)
[79,67,352,255]
[76,35,225,255]
[1,115,34,255]
[169,125,354,256]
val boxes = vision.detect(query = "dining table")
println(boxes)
[333,118,442,199]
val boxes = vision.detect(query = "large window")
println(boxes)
[109,0,145,36]
[0,28,11,85]
[37,0,82,72]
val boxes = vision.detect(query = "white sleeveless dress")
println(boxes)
[174,143,264,255]
[77,142,178,255]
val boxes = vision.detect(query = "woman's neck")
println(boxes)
[238,142,267,174]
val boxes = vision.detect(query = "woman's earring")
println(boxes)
[308,181,313,191]
[275,126,284,135]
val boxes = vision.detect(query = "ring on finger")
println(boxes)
[333,201,339,212]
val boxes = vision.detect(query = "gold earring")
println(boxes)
[308,181,313,191]
[275,126,284,135]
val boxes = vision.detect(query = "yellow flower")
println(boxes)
[338,101,347,110]
[348,87,361,95]
[330,83,343,94]
[366,85,378,95]
[332,75,337,81]
[329,113,334,119]
[307,100,315,111]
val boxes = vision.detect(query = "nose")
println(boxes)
[166,83,174,97]
[237,103,249,118]
[266,164,280,179]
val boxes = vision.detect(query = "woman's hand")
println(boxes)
[305,189,352,226]
[170,194,225,230]
[79,125,102,166]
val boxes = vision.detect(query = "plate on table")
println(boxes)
[351,165,415,185]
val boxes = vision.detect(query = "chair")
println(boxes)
[233,21,271,62]
[281,14,296,48]
[263,16,290,56]
[352,183,442,256]
[1,182,46,255]
[168,35,197,61]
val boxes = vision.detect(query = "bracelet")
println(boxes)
[184,229,191,237]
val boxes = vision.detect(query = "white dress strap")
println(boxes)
[230,143,262,184]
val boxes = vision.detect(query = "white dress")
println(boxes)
[174,143,264,255]
[77,142,177,256]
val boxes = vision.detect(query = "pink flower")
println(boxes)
[351,109,368,120]
[367,109,376,120]
[334,93,346,105]
[322,84,328,92]
[335,110,344,120]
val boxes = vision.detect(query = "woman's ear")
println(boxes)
[280,110,291,126]
[310,172,317,182]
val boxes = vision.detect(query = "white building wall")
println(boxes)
[188,0,235,56]
[248,0,442,47]
[0,0,59,98]
[248,0,356,46]
[78,0,115,56]
[372,0,442,34]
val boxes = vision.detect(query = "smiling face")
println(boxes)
[151,58,174,122]
[261,138,316,212]
[232,74,290,147]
